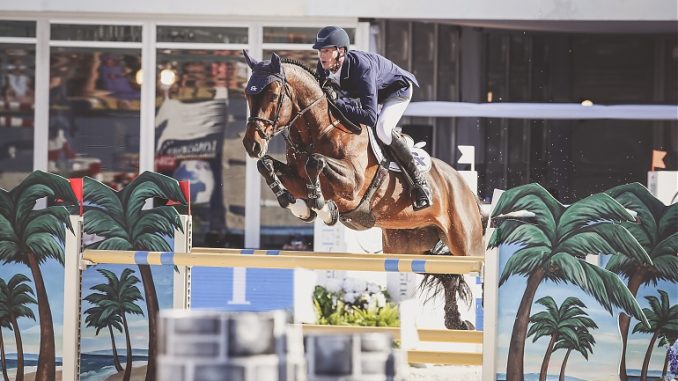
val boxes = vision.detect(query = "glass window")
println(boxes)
[0,20,36,38]
[0,44,35,190]
[411,23,434,101]
[48,47,141,188]
[436,25,459,101]
[264,27,354,45]
[485,34,509,103]
[51,24,142,42]
[385,21,410,70]
[665,38,678,104]
[155,49,248,247]
[157,26,248,44]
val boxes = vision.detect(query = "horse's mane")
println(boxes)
[280,57,319,81]
[280,56,359,132]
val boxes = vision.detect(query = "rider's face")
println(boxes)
[318,47,339,70]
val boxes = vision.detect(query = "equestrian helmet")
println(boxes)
[312,26,350,50]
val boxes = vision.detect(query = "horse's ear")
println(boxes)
[242,49,258,69]
[270,52,282,74]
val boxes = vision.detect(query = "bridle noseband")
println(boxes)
[247,69,324,142]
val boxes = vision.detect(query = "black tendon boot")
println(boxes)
[389,131,432,210]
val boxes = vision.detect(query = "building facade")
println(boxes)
[1,1,676,248]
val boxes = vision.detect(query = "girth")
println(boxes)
[338,164,388,231]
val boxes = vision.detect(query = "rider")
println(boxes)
[313,26,432,210]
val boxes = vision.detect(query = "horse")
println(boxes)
[241,51,485,330]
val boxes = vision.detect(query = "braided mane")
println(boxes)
[280,57,319,80]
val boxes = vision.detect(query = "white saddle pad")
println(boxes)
[367,127,432,173]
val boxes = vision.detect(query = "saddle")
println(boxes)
[366,127,432,174]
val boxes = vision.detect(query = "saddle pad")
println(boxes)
[367,127,432,173]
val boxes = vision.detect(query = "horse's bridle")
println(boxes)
[247,70,324,142]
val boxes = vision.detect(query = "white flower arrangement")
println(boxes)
[317,276,393,312]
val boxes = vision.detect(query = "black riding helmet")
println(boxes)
[312,26,350,50]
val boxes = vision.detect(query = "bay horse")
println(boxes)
[242,51,484,329]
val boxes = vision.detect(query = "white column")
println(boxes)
[139,22,157,173]
[355,21,371,51]
[244,24,262,249]
[173,215,192,309]
[62,215,83,381]
[33,18,49,173]
[482,189,504,381]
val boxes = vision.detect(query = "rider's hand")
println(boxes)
[322,86,338,102]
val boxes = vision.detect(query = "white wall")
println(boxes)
[3,0,677,21]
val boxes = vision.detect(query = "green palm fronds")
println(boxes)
[0,274,38,381]
[83,171,187,381]
[86,269,145,319]
[605,183,678,283]
[632,290,678,381]
[488,183,652,381]
[489,183,651,322]
[85,268,145,381]
[603,183,678,380]
[528,296,597,381]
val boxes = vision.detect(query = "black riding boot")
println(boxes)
[388,132,432,210]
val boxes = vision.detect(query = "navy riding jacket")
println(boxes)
[316,50,419,127]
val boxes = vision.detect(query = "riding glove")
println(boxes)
[322,86,338,101]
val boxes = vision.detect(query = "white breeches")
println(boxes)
[375,83,413,145]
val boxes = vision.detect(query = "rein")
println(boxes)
[247,71,325,142]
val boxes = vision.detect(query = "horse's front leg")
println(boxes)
[305,154,338,225]
[257,155,316,222]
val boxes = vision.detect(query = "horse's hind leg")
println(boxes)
[382,228,468,329]
[257,155,315,222]
[383,228,471,330]
[439,275,474,330]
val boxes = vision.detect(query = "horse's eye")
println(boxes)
[271,94,279,101]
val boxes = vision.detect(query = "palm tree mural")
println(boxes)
[604,183,678,381]
[527,296,597,381]
[0,309,10,381]
[83,299,125,372]
[83,172,186,381]
[488,183,652,381]
[554,326,596,381]
[0,171,77,381]
[632,290,678,381]
[86,269,144,381]
[0,275,37,381]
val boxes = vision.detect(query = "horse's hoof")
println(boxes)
[325,201,339,226]
[300,210,317,223]
[463,320,475,330]
[308,197,325,210]
[277,191,296,208]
